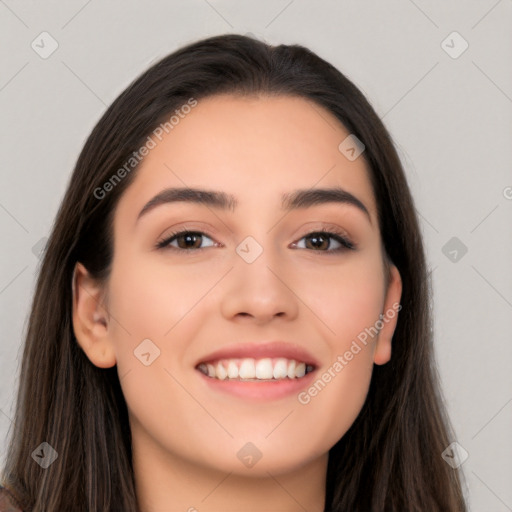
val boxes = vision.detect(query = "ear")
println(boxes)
[71,262,116,368]
[373,263,402,365]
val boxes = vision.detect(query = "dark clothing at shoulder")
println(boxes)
[0,487,23,512]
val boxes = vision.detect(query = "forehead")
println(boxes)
[115,94,377,223]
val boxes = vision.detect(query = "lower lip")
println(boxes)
[196,369,317,401]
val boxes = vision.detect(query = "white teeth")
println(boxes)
[239,359,256,379]
[215,361,227,380]
[198,357,313,380]
[227,360,238,379]
[287,360,296,379]
[255,358,273,379]
[295,362,306,378]
[273,358,289,379]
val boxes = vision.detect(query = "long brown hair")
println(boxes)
[1,34,467,511]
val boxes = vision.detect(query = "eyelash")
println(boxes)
[155,227,356,254]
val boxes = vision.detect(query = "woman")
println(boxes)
[0,34,467,511]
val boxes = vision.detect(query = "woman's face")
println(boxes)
[74,94,401,477]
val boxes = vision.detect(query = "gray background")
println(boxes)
[1,1,511,510]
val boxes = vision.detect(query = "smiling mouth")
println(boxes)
[196,357,316,381]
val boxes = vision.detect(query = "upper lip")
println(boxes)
[195,341,319,368]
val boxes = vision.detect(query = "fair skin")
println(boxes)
[72,94,402,512]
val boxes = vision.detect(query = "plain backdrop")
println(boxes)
[1,1,511,510]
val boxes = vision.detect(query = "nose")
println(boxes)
[219,242,299,325]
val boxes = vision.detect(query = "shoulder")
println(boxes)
[0,487,23,512]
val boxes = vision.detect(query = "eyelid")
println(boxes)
[293,220,355,242]
[156,221,222,244]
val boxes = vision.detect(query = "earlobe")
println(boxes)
[71,262,116,369]
[373,264,402,366]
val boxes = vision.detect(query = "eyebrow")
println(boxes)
[136,186,371,223]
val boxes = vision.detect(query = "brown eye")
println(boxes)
[175,232,203,249]
[156,231,216,251]
[294,230,355,252]
[304,233,330,250]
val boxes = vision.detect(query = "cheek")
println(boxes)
[105,257,211,453]
[108,254,209,336]
[294,252,386,346]
[106,253,218,378]
[273,255,384,447]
